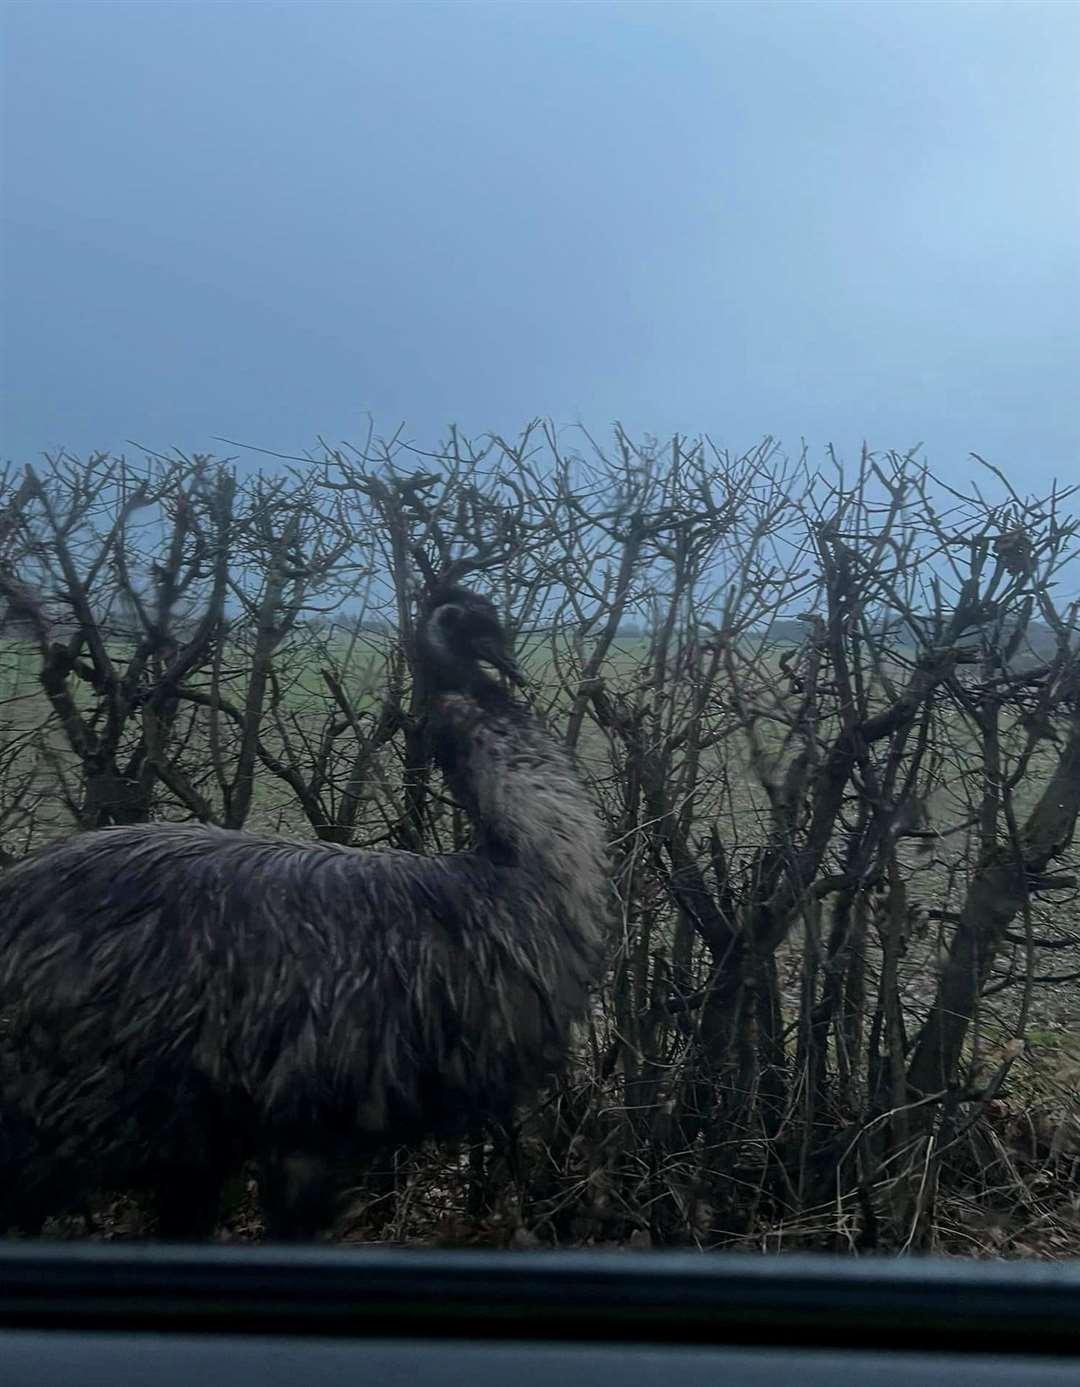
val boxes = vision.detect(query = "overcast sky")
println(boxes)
[3,0,1079,490]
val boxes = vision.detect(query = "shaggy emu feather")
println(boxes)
[0,588,609,1239]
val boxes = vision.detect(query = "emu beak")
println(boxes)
[476,638,526,688]
[502,658,527,689]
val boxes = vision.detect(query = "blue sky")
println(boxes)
[2,0,1079,489]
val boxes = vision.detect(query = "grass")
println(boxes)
[3,628,1080,1254]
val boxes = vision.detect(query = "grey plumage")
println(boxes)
[0,588,609,1239]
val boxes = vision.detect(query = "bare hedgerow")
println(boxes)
[0,429,1077,1253]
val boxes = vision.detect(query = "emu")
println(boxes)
[0,587,609,1240]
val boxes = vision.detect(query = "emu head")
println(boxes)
[418,587,524,694]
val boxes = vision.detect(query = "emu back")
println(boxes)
[0,821,599,1235]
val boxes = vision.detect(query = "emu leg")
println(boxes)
[151,1165,227,1242]
[0,1191,52,1238]
[150,1142,240,1241]
[257,1150,338,1242]
[478,1106,522,1206]
[0,1128,84,1237]
[0,1171,87,1238]
[151,1167,228,1241]
[490,1118,523,1191]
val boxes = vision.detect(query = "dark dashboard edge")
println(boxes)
[0,1244,1076,1355]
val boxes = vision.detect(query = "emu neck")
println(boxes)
[431,691,607,900]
